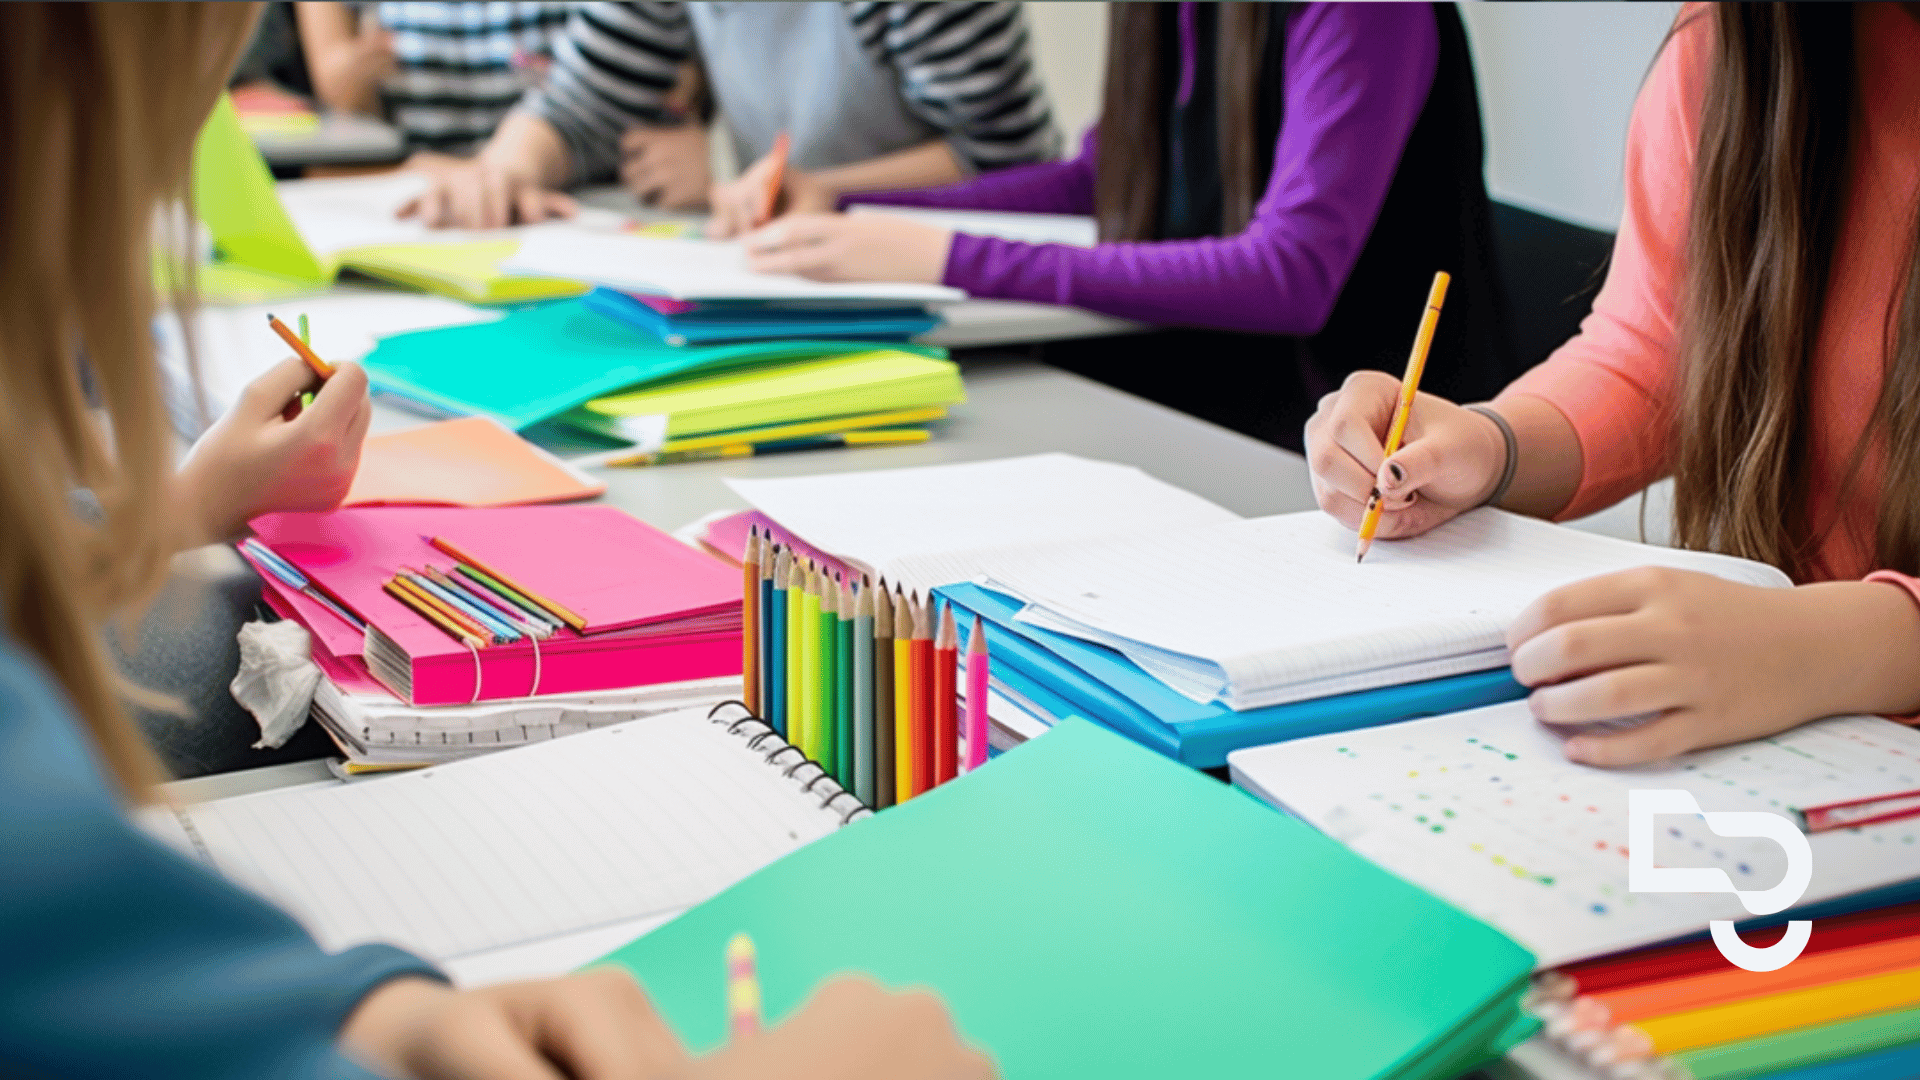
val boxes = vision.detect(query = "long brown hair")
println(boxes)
[0,4,257,794]
[1093,3,1273,241]
[1673,3,1920,577]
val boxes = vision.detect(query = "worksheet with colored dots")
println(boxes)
[1231,702,1920,968]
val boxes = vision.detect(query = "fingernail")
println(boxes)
[1387,461,1405,484]
[1563,738,1593,764]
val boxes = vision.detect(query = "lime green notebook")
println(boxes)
[567,350,965,440]
[595,719,1535,1080]
[189,94,582,305]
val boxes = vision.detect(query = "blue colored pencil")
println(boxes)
[427,566,551,639]
[767,549,790,736]
[759,551,776,717]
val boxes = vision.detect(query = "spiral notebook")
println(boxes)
[143,705,865,967]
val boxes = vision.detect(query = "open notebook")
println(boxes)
[142,706,865,966]
[971,509,1791,710]
[1229,702,1920,968]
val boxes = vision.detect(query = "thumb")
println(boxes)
[237,356,321,421]
[1377,434,1455,500]
[296,361,371,434]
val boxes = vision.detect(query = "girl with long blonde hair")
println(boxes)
[0,5,987,1078]
[1305,3,1920,766]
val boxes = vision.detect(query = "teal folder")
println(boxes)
[361,298,947,430]
[935,581,1527,767]
[595,719,1535,1080]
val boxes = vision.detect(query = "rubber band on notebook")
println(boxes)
[526,629,543,698]
[464,639,483,704]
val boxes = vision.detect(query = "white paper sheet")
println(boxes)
[1230,702,1920,967]
[847,206,1098,247]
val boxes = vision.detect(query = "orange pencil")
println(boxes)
[383,579,486,648]
[757,131,791,227]
[1355,270,1449,562]
[390,574,495,644]
[426,534,587,631]
[909,592,934,796]
[932,603,958,786]
[268,313,335,379]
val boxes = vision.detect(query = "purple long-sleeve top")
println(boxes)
[849,2,1440,336]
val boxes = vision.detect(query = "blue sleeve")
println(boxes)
[0,638,441,1079]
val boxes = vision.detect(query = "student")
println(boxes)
[295,1,576,156]
[1303,3,1920,766]
[0,6,989,1078]
[743,2,1519,453]
[403,1,1060,230]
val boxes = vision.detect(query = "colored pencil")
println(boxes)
[602,429,931,468]
[1573,934,1920,1031]
[401,569,519,642]
[872,577,896,809]
[933,604,959,786]
[785,554,805,749]
[892,587,914,801]
[383,580,485,648]
[1670,1005,1920,1080]
[451,564,560,633]
[1355,270,1449,563]
[424,566,549,639]
[910,593,934,796]
[743,529,761,715]
[816,570,837,777]
[767,548,789,737]
[965,614,989,772]
[758,545,776,718]
[757,130,790,226]
[1541,902,1920,1001]
[835,576,854,786]
[726,933,760,1038]
[1619,965,1920,1058]
[796,565,819,760]
[852,578,876,806]
[428,534,586,631]
[268,312,335,379]
[389,574,494,644]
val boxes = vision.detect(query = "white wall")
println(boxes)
[1022,1,1680,234]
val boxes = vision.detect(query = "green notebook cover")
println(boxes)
[362,299,948,430]
[594,719,1534,1080]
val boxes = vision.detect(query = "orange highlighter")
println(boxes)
[756,131,791,227]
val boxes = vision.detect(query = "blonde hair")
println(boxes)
[0,3,258,794]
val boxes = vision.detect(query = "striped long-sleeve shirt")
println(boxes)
[521,1,1061,183]
[377,1,578,154]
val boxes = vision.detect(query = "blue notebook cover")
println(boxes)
[583,287,940,346]
[937,581,1527,767]
[363,298,946,430]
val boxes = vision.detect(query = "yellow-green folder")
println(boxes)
[190,94,584,305]
[594,719,1536,1080]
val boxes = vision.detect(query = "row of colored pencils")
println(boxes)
[1527,901,1920,1077]
[385,535,584,647]
[741,527,989,808]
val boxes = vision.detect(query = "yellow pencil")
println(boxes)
[1618,965,1920,1058]
[893,586,915,801]
[383,579,487,648]
[1355,270,1450,563]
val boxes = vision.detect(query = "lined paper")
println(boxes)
[1230,703,1920,967]
[979,510,1790,709]
[173,708,843,963]
[727,454,1241,594]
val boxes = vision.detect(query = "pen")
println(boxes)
[268,313,335,380]
[239,538,366,630]
[1355,270,1450,563]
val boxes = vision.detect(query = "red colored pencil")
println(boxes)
[910,593,934,796]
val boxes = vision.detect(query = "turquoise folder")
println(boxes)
[361,298,947,430]
[935,581,1527,767]
[595,719,1536,1079]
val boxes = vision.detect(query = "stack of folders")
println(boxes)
[600,718,1539,1079]
[582,287,940,346]
[1229,701,1920,1080]
[242,504,741,707]
[711,454,1789,766]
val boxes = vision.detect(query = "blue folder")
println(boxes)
[582,287,940,346]
[936,581,1527,767]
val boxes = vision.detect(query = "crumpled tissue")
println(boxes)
[230,619,321,749]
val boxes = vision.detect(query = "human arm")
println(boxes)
[746,4,1436,332]
[173,357,372,549]
[842,127,1099,216]
[1303,11,1707,537]
[295,2,394,117]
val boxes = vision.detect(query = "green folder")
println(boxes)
[594,719,1535,1080]
[362,298,950,431]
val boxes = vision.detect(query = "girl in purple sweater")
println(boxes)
[744,2,1518,452]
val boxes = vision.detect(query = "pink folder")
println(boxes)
[250,505,742,705]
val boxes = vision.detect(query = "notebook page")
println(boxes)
[979,509,1789,709]
[1229,702,1920,967]
[176,709,842,963]
[726,454,1241,594]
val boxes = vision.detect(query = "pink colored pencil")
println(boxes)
[965,614,989,771]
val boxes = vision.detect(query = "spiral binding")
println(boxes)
[706,701,872,826]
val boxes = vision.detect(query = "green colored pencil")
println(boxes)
[852,577,876,806]
[796,566,819,761]
[815,569,837,772]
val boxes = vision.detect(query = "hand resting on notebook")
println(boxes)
[338,970,993,1080]
[174,356,371,546]
[1306,370,1920,767]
